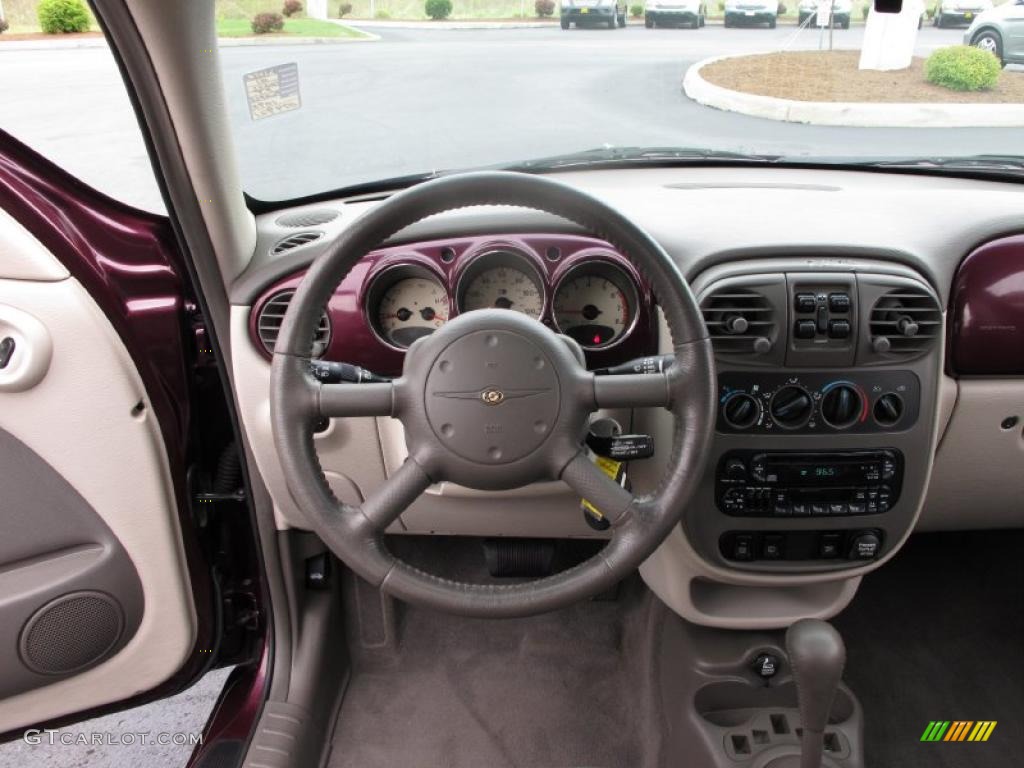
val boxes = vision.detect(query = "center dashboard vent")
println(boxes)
[700,286,779,360]
[868,286,941,361]
[272,231,324,256]
[256,290,331,358]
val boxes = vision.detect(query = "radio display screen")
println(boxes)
[770,461,876,485]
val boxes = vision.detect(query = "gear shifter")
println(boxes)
[786,619,846,768]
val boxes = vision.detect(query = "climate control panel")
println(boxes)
[717,370,919,434]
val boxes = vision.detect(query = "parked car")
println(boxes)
[644,0,708,27]
[724,0,779,26]
[797,0,853,27]
[933,0,993,27]
[561,0,628,27]
[964,0,1024,66]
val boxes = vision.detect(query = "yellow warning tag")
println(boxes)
[581,455,624,520]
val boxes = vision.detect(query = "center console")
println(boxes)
[649,258,943,578]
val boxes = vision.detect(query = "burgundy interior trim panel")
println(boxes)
[950,234,1024,376]
[249,233,657,376]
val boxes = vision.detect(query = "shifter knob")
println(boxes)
[787,619,846,768]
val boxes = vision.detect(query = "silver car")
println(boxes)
[964,0,1024,66]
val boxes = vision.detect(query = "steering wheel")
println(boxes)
[270,171,715,617]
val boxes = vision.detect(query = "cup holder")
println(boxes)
[695,680,855,727]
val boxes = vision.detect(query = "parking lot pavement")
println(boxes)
[0,667,230,768]
[1,22,1010,208]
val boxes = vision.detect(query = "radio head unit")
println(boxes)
[717,449,903,518]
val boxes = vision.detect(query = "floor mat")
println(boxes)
[833,530,1024,768]
[329,541,655,768]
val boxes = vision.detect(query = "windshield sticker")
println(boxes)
[244,63,301,121]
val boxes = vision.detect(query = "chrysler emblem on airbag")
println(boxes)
[432,386,549,405]
[481,388,505,405]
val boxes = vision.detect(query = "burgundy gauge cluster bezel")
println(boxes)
[249,233,657,376]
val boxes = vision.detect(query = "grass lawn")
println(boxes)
[215,17,369,37]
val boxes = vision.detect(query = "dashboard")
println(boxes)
[248,234,656,377]
[230,165,1024,629]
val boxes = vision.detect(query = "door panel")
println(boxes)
[0,217,196,731]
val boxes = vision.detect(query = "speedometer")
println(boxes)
[460,265,544,319]
[553,263,636,348]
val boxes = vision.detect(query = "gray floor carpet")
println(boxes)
[833,530,1024,768]
[328,540,654,768]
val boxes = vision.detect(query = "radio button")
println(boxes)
[774,504,791,517]
[829,503,848,515]
[811,503,828,516]
[848,502,866,514]
[795,319,816,339]
[791,503,809,516]
[795,293,817,313]
[725,458,747,480]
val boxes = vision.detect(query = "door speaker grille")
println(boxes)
[20,591,124,675]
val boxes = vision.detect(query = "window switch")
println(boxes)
[795,320,816,339]
[0,337,15,369]
[828,293,851,312]
[828,319,851,339]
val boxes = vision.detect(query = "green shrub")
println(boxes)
[925,6,935,18]
[535,0,556,15]
[282,0,303,16]
[777,2,786,14]
[0,17,9,34]
[717,0,725,11]
[252,11,285,32]
[37,0,91,34]
[861,3,869,19]
[925,45,1001,91]
[339,2,353,15]
[425,0,453,18]
[375,8,391,17]
[630,3,643,16]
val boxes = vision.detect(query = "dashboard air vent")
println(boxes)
[256,290,331,357]
[869,287,941,360]
[701,288,777,356]
[272,231,323,256]
[275,210,339,228]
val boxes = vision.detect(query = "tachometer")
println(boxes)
[553,263,636,348]
[375,275,449,348]
[460,264,544,319]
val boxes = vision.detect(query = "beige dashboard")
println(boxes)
[229,165,1024,628]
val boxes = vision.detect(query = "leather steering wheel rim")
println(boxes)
[270,171,716,618]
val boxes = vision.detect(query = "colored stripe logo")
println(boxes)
[921,721,997,742]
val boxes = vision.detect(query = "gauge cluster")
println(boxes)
[249,234,655,375]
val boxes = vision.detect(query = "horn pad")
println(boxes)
[424,329,560,464]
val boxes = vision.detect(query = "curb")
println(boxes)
[682,53,1024,128]
[341,19,559,29]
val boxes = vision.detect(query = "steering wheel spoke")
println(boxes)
[357,456,432,532]
[560,450,635,526]
[319,381,396,418]
[592,371,672,410]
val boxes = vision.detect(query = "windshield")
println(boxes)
[217,0,1024,201]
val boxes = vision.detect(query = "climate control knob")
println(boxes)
[873,393,904,427]
[821,384,863,429]
[770,385,813,429]
[722,392,761,430]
